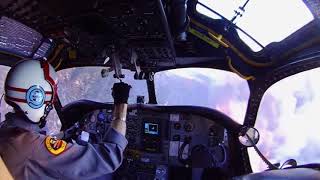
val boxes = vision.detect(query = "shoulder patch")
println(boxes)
[45,136,67,156]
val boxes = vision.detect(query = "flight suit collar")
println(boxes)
[1,112,41,132]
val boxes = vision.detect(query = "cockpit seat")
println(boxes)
[234,168,320,180]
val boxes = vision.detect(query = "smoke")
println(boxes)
[251,68,320,172]
[156,68,250,123]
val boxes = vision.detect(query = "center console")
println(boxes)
[115,110,170,180]
[81,108,229,180]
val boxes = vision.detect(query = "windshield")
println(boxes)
[197,0,314,51]
[57,67,148,106]
[154,68,250,123]
[250,67,320,172]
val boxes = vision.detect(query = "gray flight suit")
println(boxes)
[0,112,128,180]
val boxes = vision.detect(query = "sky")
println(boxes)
[197,0,314,51]
[155,68,250,121]
[250,69,320,171]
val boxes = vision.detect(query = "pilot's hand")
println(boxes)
[112,82,131,104]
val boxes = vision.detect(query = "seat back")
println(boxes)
[0,156,13,180]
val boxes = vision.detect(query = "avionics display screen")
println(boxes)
[144,123,159,135]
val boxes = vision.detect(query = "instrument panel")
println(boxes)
[81,108,229,180]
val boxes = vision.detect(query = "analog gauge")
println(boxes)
[97,111,106,122]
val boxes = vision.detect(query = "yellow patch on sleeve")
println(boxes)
[45,136,67,156]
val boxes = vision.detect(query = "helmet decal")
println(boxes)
[26,85,45,109]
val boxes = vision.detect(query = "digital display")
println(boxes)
[144,123,159,135]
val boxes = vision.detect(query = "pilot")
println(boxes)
[0,60,131,179]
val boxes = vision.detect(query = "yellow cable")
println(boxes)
[227,57,255,81]
[54,58,63,70]
[190,18,273,68]
[49,44,64,63]
[208,32,229,48]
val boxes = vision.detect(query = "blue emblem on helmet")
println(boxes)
[26,85,45,109]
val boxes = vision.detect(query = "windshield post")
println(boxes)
[53,96,64,125]
[147,79,157,104]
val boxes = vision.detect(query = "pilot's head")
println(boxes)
[4,60,58,126]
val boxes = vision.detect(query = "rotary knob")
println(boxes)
[184,122,194,132]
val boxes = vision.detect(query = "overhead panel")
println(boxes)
[0,16,42,57]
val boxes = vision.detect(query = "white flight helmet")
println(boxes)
[4,60,58,125]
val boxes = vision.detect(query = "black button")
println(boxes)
[172,134,180,141]
[174,123,181,130]
[184,122,194,132]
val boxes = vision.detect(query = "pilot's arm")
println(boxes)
[111,82,131,136]
[28,82,131,179]
[30,128,127,179]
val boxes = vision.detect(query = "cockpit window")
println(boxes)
[154,68,250,124]
[57,67,148,106]
[196,0,314,51]
[0,66,12,121]
[250,68,320,172]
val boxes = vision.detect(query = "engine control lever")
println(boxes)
[111,47,124,80]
